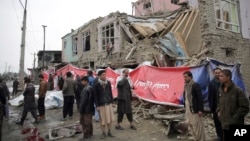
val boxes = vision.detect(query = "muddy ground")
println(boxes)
[2,98,224,141]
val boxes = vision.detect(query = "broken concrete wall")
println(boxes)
[134,0,181,16]
[76,17,104,69]
[199,0,250,91]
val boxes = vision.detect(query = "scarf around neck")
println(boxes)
[184,79,195,107]
[98,78,108,88]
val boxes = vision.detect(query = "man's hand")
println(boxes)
[217,111,220,118]
[97,107,100,112]
[198,111,203,117]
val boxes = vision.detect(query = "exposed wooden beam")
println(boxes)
[119,19,138,43]
[185,10,199,42]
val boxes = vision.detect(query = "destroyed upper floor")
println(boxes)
[61,0,250,69]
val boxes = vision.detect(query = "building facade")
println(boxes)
[61,0,250,91]
[37,50,62,69]
[61,30,78,64]
[198,0,250,91]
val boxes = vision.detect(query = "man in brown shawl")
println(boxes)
[183,71,205,141]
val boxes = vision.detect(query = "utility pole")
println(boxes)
[31,52,36,69]
[19,0,27,90]
[42,25,47,70]
[5,62,7,73]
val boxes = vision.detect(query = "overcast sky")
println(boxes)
[0,0,136,74]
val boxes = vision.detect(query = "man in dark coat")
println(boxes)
[93,70,115,139]
[74,75,83,111]
[208,68,223,141]
[58,73,64,90]
[79,76,95,140]
[217,69,249,140]
[0,80,10,120]
[61,72,76,121]
[115,69,136,130]
[48,74,54,90]
[183,71,205,141]
[12,78,19,97]
[0,78,6,141]
[16,77,39,125]
[89,70,99,122]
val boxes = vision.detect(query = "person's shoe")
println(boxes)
[60,118,67,121]
[68,116,72,120]
[100,132,106,139]
[38,115,45,121]
[130,125,137,130]
[107,132,115,138]
[115,125,124,130]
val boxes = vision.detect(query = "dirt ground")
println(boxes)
[2,99,223,141]
[1,81,236,141]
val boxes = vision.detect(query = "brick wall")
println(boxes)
[199,0,250,93]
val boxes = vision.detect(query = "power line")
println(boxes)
[27,1,40,52]
[11,0,21,28]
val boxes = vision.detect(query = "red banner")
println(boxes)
[43,64,191,106]
[56,64,89,79]
[105,67,119,98]
[130,66,190,106]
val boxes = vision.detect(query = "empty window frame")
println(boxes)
[82,31,91,52]
[143,2,151,9]
[214,0,240,32]
[171,0,179,4]
[101,23,115,51]
[72,37,78,55]
[54,53,61,61]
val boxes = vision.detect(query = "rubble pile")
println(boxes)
[129,98,250,139]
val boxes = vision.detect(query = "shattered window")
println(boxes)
[82,31,91,52]
[171,0,179,4]
[214,0,240,33]
[101,23,115,51]
[143,2,151,9]
[72,37,78,55]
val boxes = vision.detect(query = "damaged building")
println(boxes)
[61,0,250,90]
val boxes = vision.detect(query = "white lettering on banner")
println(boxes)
[134,80,170,90]
[134,80,152,89]
[152,82,170,90]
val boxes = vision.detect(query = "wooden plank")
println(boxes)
[185,10,199,42]
[131,23,149,37]
[119,19,137,43]
[171,13,184,32]
[153,55,160,67]
[125,45,136,60]
[182,9,195,36]
[159,13,182,37]
[174,12,189,32]
[173,32,190,58]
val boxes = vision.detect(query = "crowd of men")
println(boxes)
[183,69,249,141]
[0,68,249,141]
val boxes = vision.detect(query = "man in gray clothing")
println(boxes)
[61,72,76,121]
